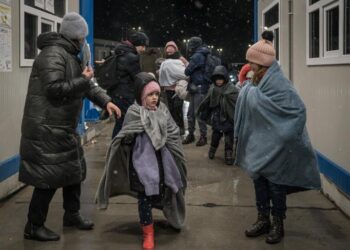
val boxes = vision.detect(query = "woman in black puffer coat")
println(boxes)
[19,12,120,242]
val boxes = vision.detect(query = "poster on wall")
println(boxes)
[0,2,12,72]
[45,0,54,13]
[34,0,45,9]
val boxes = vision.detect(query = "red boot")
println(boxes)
[142,223,154,249]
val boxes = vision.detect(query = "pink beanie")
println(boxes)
[141,81,161,107]
[246,39,276,67]
[165,41,178,51]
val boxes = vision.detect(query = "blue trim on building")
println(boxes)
[80,0,99,124]
[317,152,350,197]
[0,155,20,182]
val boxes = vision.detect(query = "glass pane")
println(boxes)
[345,0,350,54]
[326,6,339,51]
[264,4,279,27]
[275,28,279,60]
[309,0,320,5]
[309,10,320,58]
[25,13,38,59]
[41,23,52,33]
[25,0,65,17]
[57,23,61,32]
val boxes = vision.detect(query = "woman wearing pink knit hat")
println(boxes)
[164,41,189,66]
[234,31,321,244]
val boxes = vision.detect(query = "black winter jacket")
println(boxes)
[19,32,111,189]
[108,41,141,99]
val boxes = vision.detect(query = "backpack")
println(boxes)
[95,52,123,90]
[204,54,221,81]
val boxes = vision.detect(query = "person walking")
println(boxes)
[96,72,187,250]
[183,37,210,146]
[19,12,121,241]
[234,31,321,244]
[109,31,149,138]
[197,65,239,165]
[164,41,188,66]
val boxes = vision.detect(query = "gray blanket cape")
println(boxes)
[96,102,187,229]
[234,61,321,191]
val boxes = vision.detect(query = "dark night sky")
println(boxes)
[94,0,253,63]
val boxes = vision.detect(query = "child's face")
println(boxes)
[215,78,225,87]
[145,91,160,108]
[249,62,260,73]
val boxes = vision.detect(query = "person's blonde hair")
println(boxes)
[252,65,268,85]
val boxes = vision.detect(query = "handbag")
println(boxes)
[175,80,190,101]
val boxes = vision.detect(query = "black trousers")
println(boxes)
[211,130,234,151]
[165,90,184,131]
[27,183,81,226]
[253,176,287,218]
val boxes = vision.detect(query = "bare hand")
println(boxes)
[82,66,94,80]
[106,102,121,119]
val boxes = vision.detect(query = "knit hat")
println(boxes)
[165,41,178,51]
[187,37,202,52]
[129,32,149,46]
[246,39,276,67]
[141,80,161,108]
[60,12,88,40]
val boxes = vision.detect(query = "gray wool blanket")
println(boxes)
[234,61,321,191]
[96,102,187,229]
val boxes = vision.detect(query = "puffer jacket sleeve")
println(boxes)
[85,81,112,108]
[39,48,90,99]
[184,53,205,76]
[124,53,141,81]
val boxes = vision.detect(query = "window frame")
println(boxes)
[20,0,67,67]
[262,0,280,61]
[306,0,350,65]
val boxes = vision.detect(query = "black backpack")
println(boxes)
[95,52,123,90]
[204,54,221,81]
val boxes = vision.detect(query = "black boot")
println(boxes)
[266,216,284,244]
[24,222,60,241]
[245,213,271,237]
[182,133,195,144]
[196,135,207,146]
[208,146,217,159]
[224,150,233,165]
[63,213,94,230]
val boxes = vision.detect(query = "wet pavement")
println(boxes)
[1,121,350,250]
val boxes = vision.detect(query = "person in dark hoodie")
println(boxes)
[183,36,210,146]
[197,66,239,165]
[109,31,149,138]
[19,12,121,242]
[96,72,187,250]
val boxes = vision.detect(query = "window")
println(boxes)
[309,10,320,58]
[307,0,350,65]
[20,0,67,67]
[345,0,350,54]
[310,0,320,5]
[262,1,280,60]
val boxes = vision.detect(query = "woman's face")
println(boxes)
[145,91,160,108]
[166,46,176,55]
[249,62,260,73]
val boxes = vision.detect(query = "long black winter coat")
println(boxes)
[108,41,141,99]
[19,32,111,189]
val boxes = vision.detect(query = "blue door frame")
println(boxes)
[78,0,99,134]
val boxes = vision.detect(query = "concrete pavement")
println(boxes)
[1,121,350,250]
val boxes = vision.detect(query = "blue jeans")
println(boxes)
[253,176,287,218]
[111,96,134,138]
